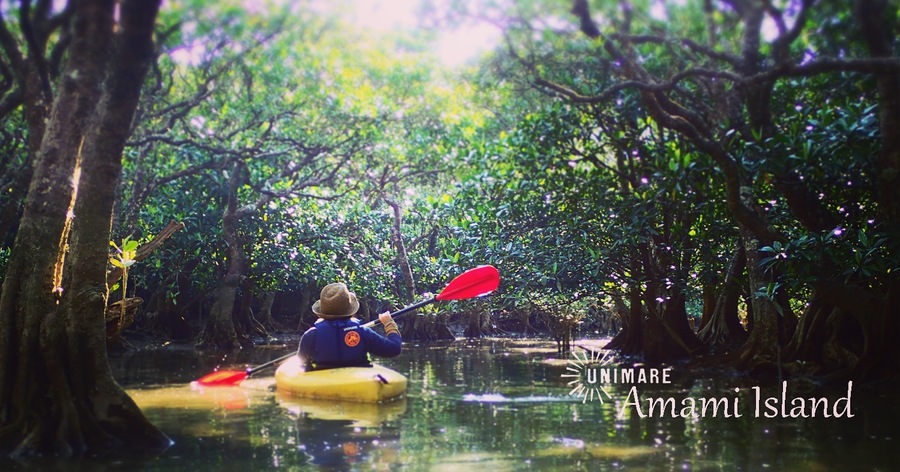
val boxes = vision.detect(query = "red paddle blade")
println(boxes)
[196,370,248,386]
[436,265,500,301]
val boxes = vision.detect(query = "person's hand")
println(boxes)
[379,311,400,337]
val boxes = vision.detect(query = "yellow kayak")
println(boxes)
[274,355,407,403]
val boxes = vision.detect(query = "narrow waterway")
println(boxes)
[7,338,899,470]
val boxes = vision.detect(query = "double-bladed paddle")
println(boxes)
[195,265,500,386]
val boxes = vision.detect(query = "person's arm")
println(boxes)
[298,327,316,366]
[362,312,402,357]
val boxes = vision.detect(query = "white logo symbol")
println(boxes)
[561,347,614,403]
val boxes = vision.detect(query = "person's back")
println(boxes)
[299,283,401,370]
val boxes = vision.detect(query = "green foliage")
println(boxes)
[117,0,492,320]
[22,0,884,341]
[424,0,898,340]
[110,238,139,270]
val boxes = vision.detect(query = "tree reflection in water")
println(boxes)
[5,339,894,470]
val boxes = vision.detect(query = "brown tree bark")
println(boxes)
[463,309,494,339]
[295,282,316,330]
[604,263,644,355]
[257,292,287,331]
[731,226,784,373]
[385,198,416,304]
[196,162,252,350]
[0,0,168,457]
[386,198,454,341]
[697,243,748,350]
[642,290,702,363]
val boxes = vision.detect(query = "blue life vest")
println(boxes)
[312,318,371,368]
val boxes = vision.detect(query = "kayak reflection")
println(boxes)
[278,392,407,427]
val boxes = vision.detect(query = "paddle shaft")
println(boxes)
[361,296,436,329]
[247,352,295,376]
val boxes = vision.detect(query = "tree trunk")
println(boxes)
[385,199,416,303]
[643,292,701,364]
[238,277,269,338]
[257,292,287,331]
[0,0,168,457]
[515,306,541,335]
[697,244,748,350]
[851,0,900,382]
[196,235,248,349]
[787,280,900,382]
[295,282,316,330]
[604,281,644,354]
[732,225,786,379]
[427,314,456,340]
[140,257,199,340]
[196,164,252,350]
[0,5,51,249]
[855,0,900,229]
[696,283,717,333]
[385,198,452,341]
[784,294,831,363]
[463,309,493,339]
[666,292,703,351]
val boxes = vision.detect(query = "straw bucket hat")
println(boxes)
[312,282,360,319]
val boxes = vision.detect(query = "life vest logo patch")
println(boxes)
[344,330,361,347]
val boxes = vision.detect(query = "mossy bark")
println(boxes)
[0,0,169,457]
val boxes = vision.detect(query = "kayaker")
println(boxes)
[299,282,402,370]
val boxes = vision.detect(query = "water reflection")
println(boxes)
[2,338,897,470]
[278,394,408,426]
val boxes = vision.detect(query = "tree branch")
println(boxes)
[107,220,185,288]
[0,11,26,74]
[18,0,52,101]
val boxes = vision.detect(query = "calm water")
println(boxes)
[7,338,900,470]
